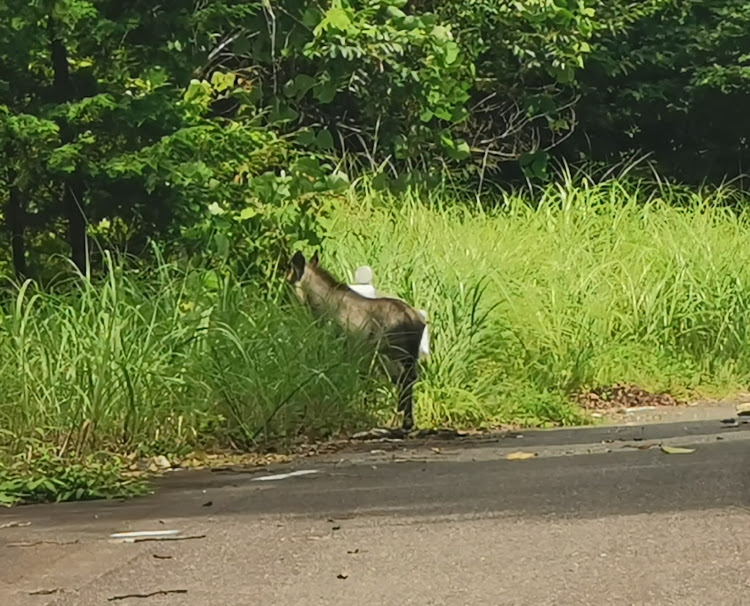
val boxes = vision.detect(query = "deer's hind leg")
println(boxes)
[394,360,418,432]
[384,334,421,432]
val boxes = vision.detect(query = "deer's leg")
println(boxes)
[395,361,418,432]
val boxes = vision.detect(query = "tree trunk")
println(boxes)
[50,22,88,275]
[64,178,87,274]
[6,168,28,280]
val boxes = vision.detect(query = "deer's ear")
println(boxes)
[289,251,306,281]
[310,250,320,266]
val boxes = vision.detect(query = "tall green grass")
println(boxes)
[3,177,750,459]
[324,178,750,426]
[0,252,385,457]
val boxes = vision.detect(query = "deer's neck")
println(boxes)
[303,274,347,315]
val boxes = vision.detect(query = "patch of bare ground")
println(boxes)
[126,426,525,477]
[575,383,685,412]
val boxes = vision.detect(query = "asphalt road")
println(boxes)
[2,417,750,606]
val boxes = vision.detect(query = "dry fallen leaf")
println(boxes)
[0,521,30,529]
[152,455,172,470]
[506,451,537,461]
[661,445,695,454]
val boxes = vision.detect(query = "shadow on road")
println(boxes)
[3,438,750,532]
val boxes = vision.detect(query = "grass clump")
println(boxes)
[0,252,384,503]
[323,177,750,426]
[0,252,384,458]
[0,436,148,506]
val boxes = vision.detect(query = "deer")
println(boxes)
[286,250,426,432]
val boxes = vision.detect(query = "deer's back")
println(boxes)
[339,293,424,355]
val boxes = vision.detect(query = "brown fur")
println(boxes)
[286,251,425,431]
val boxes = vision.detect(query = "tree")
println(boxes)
[574,0,750,182]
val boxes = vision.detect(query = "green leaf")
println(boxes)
[296,129,317,146]
[390,173,410,194]
[183,79,212,106]
[453,139,470,159]
[519,151,549,180]
[48,145,79,174]
[0,493,18,505]
[283,79,296,98]
[314,81,337,104]
[386,6,406,20]
[325,7,351,31]
[146,67,168,88]
[269,101,299,123]
[434,107,453,121]
[402,16,418,30]
[325,170,350,191]
[440,134,470,161]
[292,157,325,178]
[210,71,236,93]
[372,172,389,191]
[203,270,220,291]
[431,25,451,41]
[292,74,316,100]
[444,41,459,66]
[315,129,334,150]
[302,7,322,27]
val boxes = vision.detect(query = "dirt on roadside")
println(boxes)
[575,383,684,412]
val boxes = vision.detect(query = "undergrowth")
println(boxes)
[4,175,750,503]
[324,176,750,425]
[0,437,148,506]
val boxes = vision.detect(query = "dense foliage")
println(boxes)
[2,0,748,278]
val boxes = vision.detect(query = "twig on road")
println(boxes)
[108,589,188,601]
[8,539,79,547]
[130,534,206,544]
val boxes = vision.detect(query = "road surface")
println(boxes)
[2,413,750,605]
